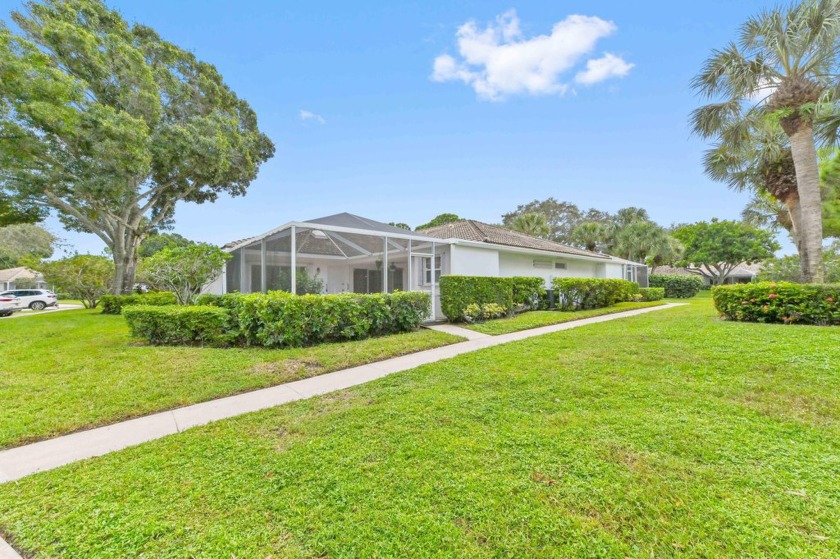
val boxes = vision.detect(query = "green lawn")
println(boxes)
[0,309,462,449]
[466,300,666,335]
[2,297,840,558]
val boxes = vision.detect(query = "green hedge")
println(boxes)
[100,292,177,314]
[712,282,840,326]
[122,305,234,346]
[649,274,705,298]
[510,276,546,309]
[129,291,432,348]
[551,278,638,311]
[439,276,516,321]
[638,287,665,301]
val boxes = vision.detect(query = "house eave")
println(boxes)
[444,238,616,263]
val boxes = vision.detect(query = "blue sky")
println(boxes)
[5,0,787,254]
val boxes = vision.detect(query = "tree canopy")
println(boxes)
[416,213,461,230]
[510,212,551,238]
[0,223,56,268]
[138,232,196,258]
[673,219,779,284]
[37,254,113,308]
[0,0,274,293]
[140,244,229,304]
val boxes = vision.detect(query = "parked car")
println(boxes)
[0,294,22,317]
[0,289,58,311]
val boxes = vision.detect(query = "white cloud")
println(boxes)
[575,53,634,85]
[432,10,632,100]
[299,109,326,124]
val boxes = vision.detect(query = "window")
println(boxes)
[424,256,441,284]
[533,260,553,269]
[554,262,567,270]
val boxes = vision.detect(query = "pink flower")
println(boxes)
[827,297,835,303]
[768,293,778,299]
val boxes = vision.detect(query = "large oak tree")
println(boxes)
[0,0,274,293]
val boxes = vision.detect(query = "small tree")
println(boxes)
[140,244,230,304]
[673,219,779,284]
[38,254,113,308]
[0,223,56,268]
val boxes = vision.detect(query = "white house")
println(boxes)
[0,267,47,291]
[208,213,646,319]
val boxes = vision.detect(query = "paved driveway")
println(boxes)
[2,304,85,319]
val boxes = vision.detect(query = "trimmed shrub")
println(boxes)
[123,305,234,346]
[551,278,638,311]
[638,287,665,301]
[439,276,515,321]
[463,302,508,323]
[136,290,433,348]
[100,292,178,314]
[510,276,546,310]
[649,274,705,298]
[712,282,840,326]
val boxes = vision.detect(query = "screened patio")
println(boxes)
[222,214,444,316]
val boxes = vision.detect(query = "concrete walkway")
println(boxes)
[0,303,682,485]
[2,304,85,319]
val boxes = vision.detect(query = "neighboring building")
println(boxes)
[209,213,647,320]
[0,267,47,291]
[651,263,761,285]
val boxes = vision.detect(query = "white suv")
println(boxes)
[0,289,58,311]
[0,294,22,317]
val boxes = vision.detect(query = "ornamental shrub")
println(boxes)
[712,282,840,326]
[638,287,665,301]
[510,276,546,310]
[551,278,638,311]
[463,302,508,323]
[138,290,432,348]
[122,305,234,346]
[100,292,178,314]
[649,274,705,298]
[439,276,515,321]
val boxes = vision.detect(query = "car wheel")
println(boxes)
[0,311,12,317]
[30,301,46,311]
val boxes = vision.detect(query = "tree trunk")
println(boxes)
[783,194,808,281]
[110,226,143,294]
[786,124,824,283]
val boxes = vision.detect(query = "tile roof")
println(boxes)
[420,220,610,259]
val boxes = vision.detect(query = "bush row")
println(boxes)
[439,276,546,321]
[649,274,705,298]
[551,278,638,311]
[638,287,665,302]
[124,291,431,347]
[100,292,177,314]
[712,282,840,326]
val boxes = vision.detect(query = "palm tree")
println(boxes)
[570,221,608,252]
[691,0,840,282]
[613,220,674,263]
[510,212,551,238]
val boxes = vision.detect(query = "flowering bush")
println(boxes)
[712,282,840,326]
[463,302,509,323]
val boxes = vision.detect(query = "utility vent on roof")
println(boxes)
[555,262,567,270]
[533,260,553,269]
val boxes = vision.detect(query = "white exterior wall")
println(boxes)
[497,251,602,287]
[604,262,625,279]
[449,244,499,276]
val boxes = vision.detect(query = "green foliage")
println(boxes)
[0,0,274,293]
[638,287,666,301]
[551,278,638,311]
[37,254,113,308]
[510,212,551,238]
[462,302,508,323]
[416,213,461,230]
[759,245,840,283]
[170,291,431,348]
[140,244,230,304]
[388,222,411,230]
[123,305,235,346]
[439,276,516,321]
[138,233,196,258]
[510,276,546,309]
[713,282,840,325]
[672,219,779,284]
[100,292,177,315]
[649,274,705,298]
[0,193,47,226]
[503,198,611,244]
[0,223,56,268]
